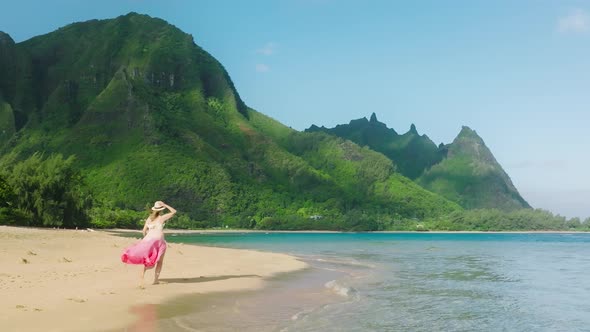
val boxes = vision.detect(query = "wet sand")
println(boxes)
[141,261,348,331]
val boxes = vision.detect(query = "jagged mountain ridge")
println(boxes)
[308,114,530,211]
[307,112,445,179]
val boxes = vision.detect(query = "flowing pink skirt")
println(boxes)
[121,237,167,267]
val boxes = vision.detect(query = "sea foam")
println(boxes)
[325,279,356,297]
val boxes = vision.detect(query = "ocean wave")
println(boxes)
[170,316,203,332]
[325,279,357,298]
[311,256,377,269]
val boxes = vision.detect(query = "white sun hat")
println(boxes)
[151,201,166,211]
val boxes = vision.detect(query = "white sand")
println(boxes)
[0,226,307,332]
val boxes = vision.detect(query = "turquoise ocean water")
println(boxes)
[156,232,590,332]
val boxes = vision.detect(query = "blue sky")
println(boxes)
[1,0,589,219]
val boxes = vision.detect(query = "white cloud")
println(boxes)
[256,42,277,56]
[255,63,270,73]
[557,9,589,33]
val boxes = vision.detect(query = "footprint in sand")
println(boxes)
[67,298,87,303]
[101,291,117,295]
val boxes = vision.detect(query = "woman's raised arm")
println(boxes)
[159,202,177,222]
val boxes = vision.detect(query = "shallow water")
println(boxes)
[152,232,590,331]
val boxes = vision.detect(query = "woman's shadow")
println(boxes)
[158,274,260,284]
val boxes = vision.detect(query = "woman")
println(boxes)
[121,201,176,287]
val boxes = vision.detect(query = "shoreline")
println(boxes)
[0,226,307,332]
[114,228,588,234]
[144,261,348,331]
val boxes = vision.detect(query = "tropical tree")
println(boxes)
[4,153,92,227]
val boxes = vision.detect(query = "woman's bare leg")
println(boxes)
[140,266,147,288]
[153,253,165,284]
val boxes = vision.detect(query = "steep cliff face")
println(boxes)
[417,126,530,210]
[2,13,246,131]
[0,32,17,101]
[0,33,18,145]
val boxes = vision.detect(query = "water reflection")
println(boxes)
[128,303,158,332]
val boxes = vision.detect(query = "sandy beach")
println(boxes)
[0,226,307,332]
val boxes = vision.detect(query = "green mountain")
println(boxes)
[0,13,460,230]
[307,113,444,179]
[308,115,530,211]
[417,126,530,210]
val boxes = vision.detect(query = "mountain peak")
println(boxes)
[450,126,490,159]
[418,125,531,210]
[123,11,142,17]
[457,126,479,138]
[369,112,378,123]
[409,123,418,135]
[115,12,168,26]
[307,124,326,131]
[453,126,488,149]
[0,32,14,46]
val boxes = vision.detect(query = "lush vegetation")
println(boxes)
[307,113,444,180]
[417,127,530,211]
[0,13,464,231]
[419,209,590,232]
[0,13,584,232]
[0,153,91,227]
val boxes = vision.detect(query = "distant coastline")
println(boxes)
[113,228,589,235]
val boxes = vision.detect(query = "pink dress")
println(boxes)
[121,221,167,267]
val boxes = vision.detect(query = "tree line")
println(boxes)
[1,153,588,232]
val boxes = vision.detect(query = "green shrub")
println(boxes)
[89,206,144,229]
[2,153,92,228]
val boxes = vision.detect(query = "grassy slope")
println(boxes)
[251,112,461,218]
